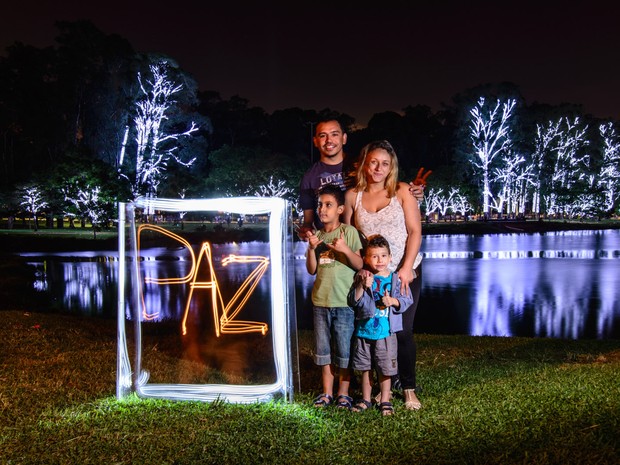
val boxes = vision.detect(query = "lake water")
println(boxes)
[20,229,620,340]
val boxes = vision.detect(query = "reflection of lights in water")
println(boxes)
[422,249,618,260]
[62,263,106,312]
[117,196,294,404]
[23,229,619,340]
[421,229,620,339]
[33,280,48,292]
[465,260,617,339]
[27,255,118,315]
[595,263,616,336]
[33,266,48,291]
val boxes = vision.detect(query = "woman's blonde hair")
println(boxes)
[354,140,400,197]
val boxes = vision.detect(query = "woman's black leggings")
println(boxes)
[395,263,422,390]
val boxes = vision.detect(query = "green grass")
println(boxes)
[1,310,619,464]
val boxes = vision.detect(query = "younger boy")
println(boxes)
[347,234,413,416]
[305,183,363,409]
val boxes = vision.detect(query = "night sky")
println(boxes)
[2,0,619,126]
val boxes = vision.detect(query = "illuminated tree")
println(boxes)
[255,176,294,198]
[434,189,451,219]
[63,183,109,239]
[493,151,534,217]
[543,117,590,217]
[19,185,48,231]
[121,61,199,200]
[205,145,304,201]
[531,120,562,218]
[423,187,472,221]
[423,187,442,220]
[468,97,516,217]
[449,188,473,218]
[598,122,620,215]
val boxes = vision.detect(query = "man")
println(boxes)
[298,119,352,235]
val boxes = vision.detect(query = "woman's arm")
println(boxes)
[342,189,355,226]
[396,181,422,293]
[391,274,414,312]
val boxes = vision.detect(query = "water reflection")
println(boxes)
[21,229,620,339]
[415,229,620,340]
[33,255,119,317]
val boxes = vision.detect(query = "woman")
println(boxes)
[343,139,423,410]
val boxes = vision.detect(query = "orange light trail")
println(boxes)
[137,224,269,336]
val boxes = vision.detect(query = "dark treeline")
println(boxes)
[1,20,617,222]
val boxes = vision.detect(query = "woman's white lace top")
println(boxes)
[354,190,409,272]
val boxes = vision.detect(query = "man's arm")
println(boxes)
[409,183,425,202]
[297,209,316,240]
[408,167,432,202]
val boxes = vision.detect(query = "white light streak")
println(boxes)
[117,196,295,404]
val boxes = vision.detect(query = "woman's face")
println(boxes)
[364,149,392,184]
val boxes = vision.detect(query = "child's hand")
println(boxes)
[326,231,349,253]
[382,294,395,308]
[355,269,373,289]
[306,230,321,250]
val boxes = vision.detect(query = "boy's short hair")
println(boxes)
[317,183,345,206]
[365,234,391,255]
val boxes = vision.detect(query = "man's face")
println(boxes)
[313,121,347,163]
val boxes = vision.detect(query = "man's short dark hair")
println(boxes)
[317,183,345,206]
[313,116,348,136]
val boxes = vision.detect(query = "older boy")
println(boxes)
[305,183,363,409]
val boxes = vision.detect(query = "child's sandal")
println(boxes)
[350,399,372,412]
[313,393,333,408]
[378,401,395,416]
[335,394,353,410]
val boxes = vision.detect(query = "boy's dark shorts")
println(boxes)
[352,333,398,376]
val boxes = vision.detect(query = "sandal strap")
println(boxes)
[313,393,333,406]
[378,401,394,411]
[335,394,353,408]
[351,399,372,412]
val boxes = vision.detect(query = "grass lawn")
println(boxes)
[1,310,619,465]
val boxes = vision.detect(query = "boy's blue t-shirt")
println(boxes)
[355,273,392,340]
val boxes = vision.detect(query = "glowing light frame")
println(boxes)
[116,196,296,404]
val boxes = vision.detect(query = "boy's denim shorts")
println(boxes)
[312,306,355,368]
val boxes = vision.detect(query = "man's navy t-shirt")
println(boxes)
[299,161,345,229]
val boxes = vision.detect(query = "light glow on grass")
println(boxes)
[117,196,296,404]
